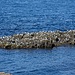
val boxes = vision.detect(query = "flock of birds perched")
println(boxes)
[0,30,75,49]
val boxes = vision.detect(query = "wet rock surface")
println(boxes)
[0,30,75,49]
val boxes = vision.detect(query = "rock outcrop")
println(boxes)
[0,30,75,49]
[0,72,11,75]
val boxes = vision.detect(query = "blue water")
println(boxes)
[0,0,75,75]
[0,47,75,75]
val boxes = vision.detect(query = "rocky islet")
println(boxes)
[0,30,75,49]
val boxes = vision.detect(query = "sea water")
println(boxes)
[0,0,75,75]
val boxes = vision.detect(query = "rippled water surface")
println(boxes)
[0,0,75,75]
[0,0,75,36]
[0,46,75,75]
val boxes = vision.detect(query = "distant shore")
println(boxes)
[0,30,75,49]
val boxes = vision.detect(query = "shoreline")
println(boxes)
[0,30,75,49]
